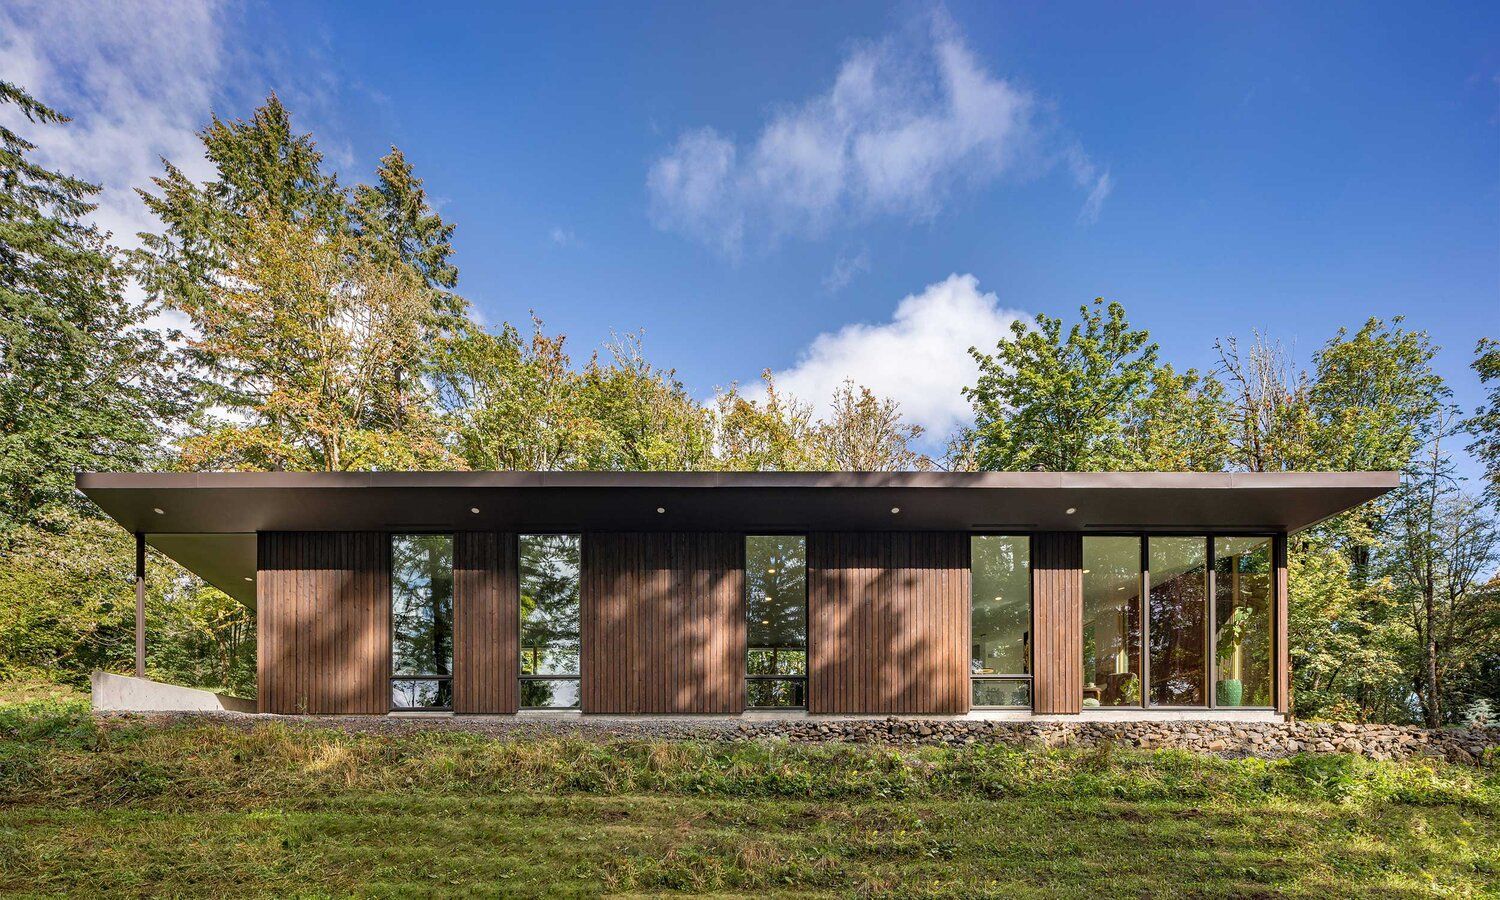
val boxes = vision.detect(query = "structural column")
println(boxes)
[1274,531,1290,716]
[134,532,146,678]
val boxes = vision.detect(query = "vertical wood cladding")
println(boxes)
[1032,532,1083,715]
[1273,532,1290,715]
[581,532,745,714]
[453,532,518,714]
[257,532,389,715]
[807,532,969,715]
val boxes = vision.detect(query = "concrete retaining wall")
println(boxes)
[91,671,257,713]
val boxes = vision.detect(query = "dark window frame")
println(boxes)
[970,534,1034,710]
[389,532,455,712]
[745,533,809,710]
[517,532,582,710]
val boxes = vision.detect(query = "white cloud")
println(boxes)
[549,226,576,246]
[752,274,1025,439]
[648,17,1109,254]
[0,1,228,252]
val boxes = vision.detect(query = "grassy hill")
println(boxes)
[1,700,1496,897]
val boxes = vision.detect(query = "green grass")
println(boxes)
[0,701,1496,897]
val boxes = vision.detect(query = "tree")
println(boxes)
[1382,419,1499,726]
[964,299,1225,472]
[0,82,185,530]
[434,318,604,471]
[1467,337,1500,500]
[574,333,715,471]
[817,380,933,471]
[712,372,824,471]
[171,212,455,471]
[136,95,458,471]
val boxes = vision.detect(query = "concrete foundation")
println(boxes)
[90,670,257,713]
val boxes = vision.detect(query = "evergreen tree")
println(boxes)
[0,82,184,529]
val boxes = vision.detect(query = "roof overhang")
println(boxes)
[78,470,1399,608]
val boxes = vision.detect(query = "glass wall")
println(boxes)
[746,535,807,708]
[970,536,1031,707]
[1082,537,1143,707]
[519,533,581,708]
[391,534,454,710]
[1148,537,1208,707]
[1214,536,1273,707]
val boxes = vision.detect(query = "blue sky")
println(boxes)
[4,1,1496,475]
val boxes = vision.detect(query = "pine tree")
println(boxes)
[0,82,184,529]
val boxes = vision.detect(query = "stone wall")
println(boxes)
[743,717,1499,765]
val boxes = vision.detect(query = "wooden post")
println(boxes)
[135,532,146,679]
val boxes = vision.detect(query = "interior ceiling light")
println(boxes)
[1065,507,1077,515]
[890,507,901,514]
[243,577,252,582]
[656,506,666,514]
[470,507,480,514]
[152,507,164,515]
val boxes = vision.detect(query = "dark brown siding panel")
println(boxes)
[257,532,388,714]
[1032,532,1083,714]
[807,532,969,715]
[454,532,518,714]
[581,532,744,714]
[1274,532,1290,716]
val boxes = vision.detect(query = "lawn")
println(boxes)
[0,701,1496,898]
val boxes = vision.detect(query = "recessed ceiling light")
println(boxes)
[890,507,901,514]
[761,619,770,625]
[656,506,666,514]
[152,508,164,515]
[1082,569,1091,574]
[243,577,252,582]
[766,568,776,574]
[1065,507,1077,515]
[470,507,480,514]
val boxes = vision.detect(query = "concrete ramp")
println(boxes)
[91,671,257,713]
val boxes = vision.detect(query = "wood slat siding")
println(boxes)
[807,532,969,715]
[454,532,518,714]
[1032,532,1083,715]
[1274,532,1290,715]
[257,532,389,715]
[581,532,745,714]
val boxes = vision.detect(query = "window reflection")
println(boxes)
[971,536,1031,708]
[1214,536,1273,707]
[746,536,807,708]
[519,533,581,708]
[391,534,454,710]
[1082,537,1142,707]
[1148,537,1208,707]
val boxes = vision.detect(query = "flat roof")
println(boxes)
[78,470,1398,607]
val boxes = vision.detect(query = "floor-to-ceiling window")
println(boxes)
[1082,536,1143,707]
[1214,536,1273,707]
[391,534,454,710]
[745,535,807,708]
[1148,537,1209,707]
[519,533,581,709]
[971,536,1032,708]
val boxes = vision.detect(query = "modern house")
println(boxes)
[77,470,1397,719]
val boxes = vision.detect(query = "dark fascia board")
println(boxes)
[78,470,1398,605]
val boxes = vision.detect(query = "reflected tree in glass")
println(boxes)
[1148,537,1208,707]
[391,534,454,709]
[746,535,806,707]
[519,533,581,708]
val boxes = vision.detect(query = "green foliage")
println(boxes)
[965,299,1227,471]
[0,513,254,696]
[0,82,185,531]
[1469,337,1500,499]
